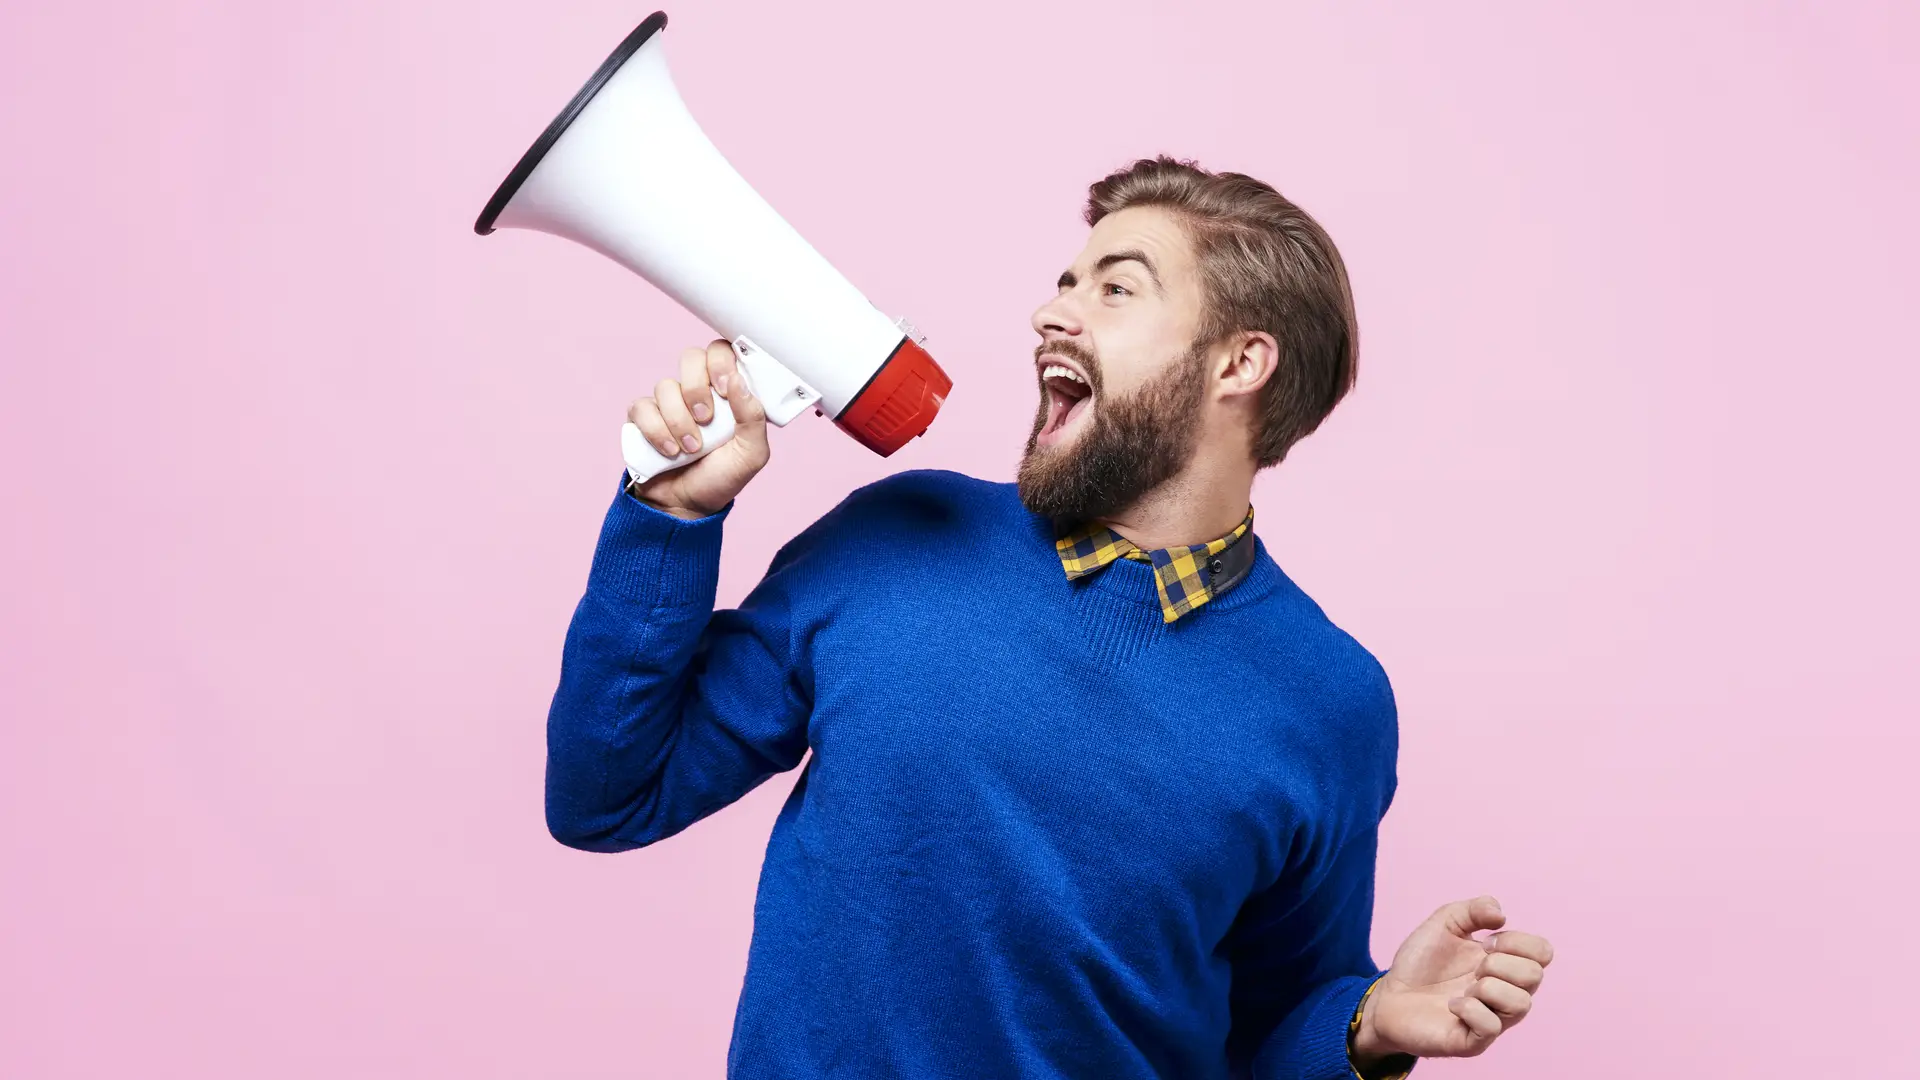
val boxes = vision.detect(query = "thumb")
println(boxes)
[1434,894,1506,941]
[724,361,770,441]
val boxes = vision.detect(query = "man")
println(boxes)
[546,156,1553,1079]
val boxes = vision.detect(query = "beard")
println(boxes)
[1016,339,1210,525]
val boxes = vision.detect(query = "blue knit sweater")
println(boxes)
[546,469,1402,1080]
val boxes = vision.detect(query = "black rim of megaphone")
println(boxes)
[474,12,669,236]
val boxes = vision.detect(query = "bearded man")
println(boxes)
[544,156,1553,1080]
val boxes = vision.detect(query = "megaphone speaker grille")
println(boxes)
[473,12,670,236]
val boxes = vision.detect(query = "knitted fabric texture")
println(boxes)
[546,470,1402,1080]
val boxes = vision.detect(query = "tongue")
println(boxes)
[1050,388,1086,434]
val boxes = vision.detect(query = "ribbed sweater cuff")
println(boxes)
[1255,973,1382,1080]
[585,472,731,608]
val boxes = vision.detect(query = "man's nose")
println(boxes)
[1031,291,1083,339]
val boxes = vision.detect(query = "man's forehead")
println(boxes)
[1079,207,1192,271]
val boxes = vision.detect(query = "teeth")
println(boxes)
[1042,364,1086,384]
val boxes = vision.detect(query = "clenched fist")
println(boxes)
[1352,895,1554,1070]
[626,339,771,519]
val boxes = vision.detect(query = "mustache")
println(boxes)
[1033,340,1102,385]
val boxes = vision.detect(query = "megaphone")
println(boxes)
[475,11,951,482]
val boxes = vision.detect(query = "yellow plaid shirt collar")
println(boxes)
[1055,507,1255,624]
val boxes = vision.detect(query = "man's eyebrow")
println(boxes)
[1056,250,1164,295]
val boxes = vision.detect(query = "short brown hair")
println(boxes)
[1085,156,1359,468]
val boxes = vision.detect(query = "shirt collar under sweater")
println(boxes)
[1054,507,1256,624]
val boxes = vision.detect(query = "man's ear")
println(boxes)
[1214,331,1280,400]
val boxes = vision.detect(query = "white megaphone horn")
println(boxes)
[475,11,952,482]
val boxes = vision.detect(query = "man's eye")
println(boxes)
[1104,283,1131,297]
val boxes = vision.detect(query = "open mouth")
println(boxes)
[1038,361,1094,446]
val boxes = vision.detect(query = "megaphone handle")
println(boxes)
[621,393,739,485]
[618,338,811,485]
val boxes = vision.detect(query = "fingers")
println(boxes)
[627,340,755,463]
[627,397,679,459]
[626,378,705,460]
[1467,975,1532,1024]
[653,378,702,455]
[1487,930,1554,968]
[1448,994,1502,1042]
[704,339,739,403]
[1436,894,1506,940]
[1477,950,1544,993]
[718,340,769,428]
[679,346,714,424]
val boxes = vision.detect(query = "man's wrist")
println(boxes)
[1351,987,1390,1061]
[625,475,720,520]
[651,501,716,521]
[1349,979,1417,1079]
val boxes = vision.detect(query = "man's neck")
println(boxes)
[1098,458,1256,551]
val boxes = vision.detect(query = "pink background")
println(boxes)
[3,1,1915,1076]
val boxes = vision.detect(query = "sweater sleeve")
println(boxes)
[1232,654,1409,1080]
[543,476,816,853]
[1229,822,1405,1080]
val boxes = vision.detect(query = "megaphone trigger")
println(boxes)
[730,337,817,428]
